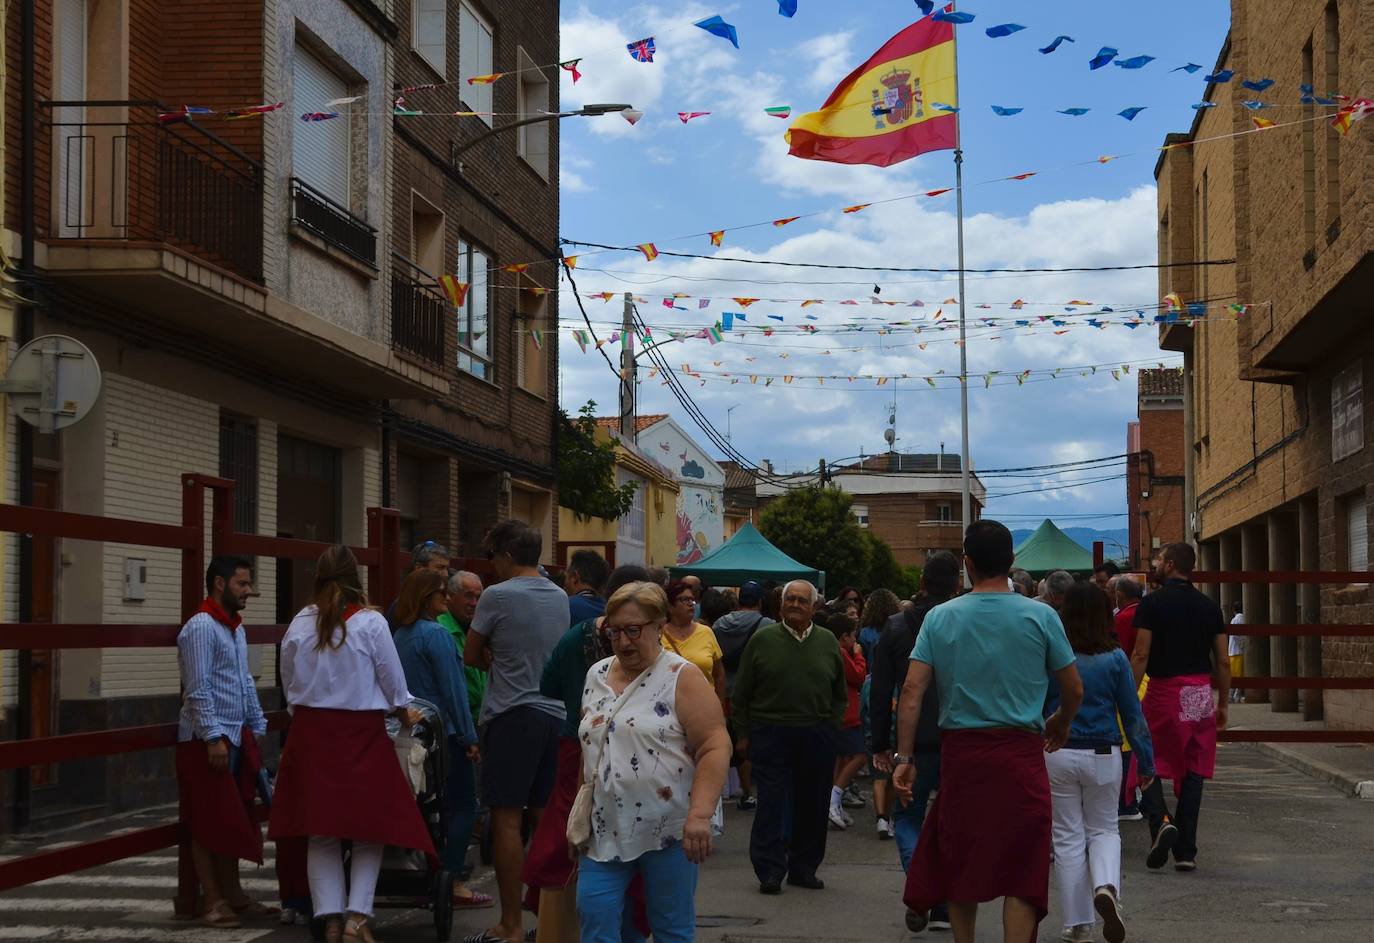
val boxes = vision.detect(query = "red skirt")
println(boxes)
[176,727,264,863]
[1143,673,1217,785]
[267,707,434,855]
[903,729,1051,941]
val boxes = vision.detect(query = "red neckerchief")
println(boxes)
[342,604,364,623]
[198,597,243,633]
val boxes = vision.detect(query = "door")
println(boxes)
[30,469,59,786]
[275,435,341,623]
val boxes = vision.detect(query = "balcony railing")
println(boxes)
[390,254,448,367]
[41,100,263,282]
[290,177,377,268]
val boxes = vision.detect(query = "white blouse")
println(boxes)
[280,606,412,712]
[580,650,696,864]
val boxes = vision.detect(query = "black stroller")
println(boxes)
[310,698,456,941]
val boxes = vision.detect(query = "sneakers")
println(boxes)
[1060,925,1095,943]
[1147,820,1179,870]
[1175,859,1197,872]
[828,805,849,830]
[905,908,928,933]
[1094,886,1125,943]
[842,786,867,809]
[1117,805,1143,822]
[737,795,758,811]
[927,905,951,931]
[876,817,894,840]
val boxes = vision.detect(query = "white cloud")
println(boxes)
[561,168,592,192]
[796,31,858,92]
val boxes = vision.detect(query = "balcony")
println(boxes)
[41,100,263,282]
[390,254,449,367]
[290,177,378,269]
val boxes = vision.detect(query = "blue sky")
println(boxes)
[555,1,1231,531]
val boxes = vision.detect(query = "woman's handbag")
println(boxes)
[567,673,634,851]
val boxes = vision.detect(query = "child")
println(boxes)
[826,614,868,829]
[1228,602,1246,704]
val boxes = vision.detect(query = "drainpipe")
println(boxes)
[1182,348,1197,544]
[380,402,392,508]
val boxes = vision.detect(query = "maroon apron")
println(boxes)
[176,725,264,863]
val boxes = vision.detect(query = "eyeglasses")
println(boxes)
[675,596,696,606]
[606,623,652,640]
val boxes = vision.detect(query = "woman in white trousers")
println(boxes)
[1044,583,1156,943]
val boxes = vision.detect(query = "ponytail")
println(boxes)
[312,544,367,652]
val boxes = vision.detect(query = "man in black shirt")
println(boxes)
[870,550,959,933]
[1130,542,1230,874]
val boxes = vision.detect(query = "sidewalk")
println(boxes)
[1225,702,1374,798]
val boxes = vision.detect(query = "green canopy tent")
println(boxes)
[1013,519,1094,578]
[669,522,824,590]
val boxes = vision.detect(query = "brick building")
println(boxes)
[1127,368,1186,570]
[0,0,559,827]
[1156,0,1374,727]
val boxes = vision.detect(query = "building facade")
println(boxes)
[1156,0,1373,727]
[1127,368,1187,570]
[0,0,559,828]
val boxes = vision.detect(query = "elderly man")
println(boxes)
[895,521,1082,943]
[733,580,847,895]
[564,549,611,626]
[439,570,489,725]
[1039,570,1075,611]
[388,540,452,628]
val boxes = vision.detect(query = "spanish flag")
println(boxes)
[786,16,957,167]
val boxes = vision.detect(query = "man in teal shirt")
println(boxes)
[439,570,488,723]
[894,520,1082,943]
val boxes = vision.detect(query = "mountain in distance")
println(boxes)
[1010,526,1131,560]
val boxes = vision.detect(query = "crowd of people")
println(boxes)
[173,516,1231,943]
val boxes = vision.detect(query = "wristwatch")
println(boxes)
[893,754,914,765]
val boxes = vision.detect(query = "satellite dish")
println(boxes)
[883,428,896,446]
[2,334,103,433]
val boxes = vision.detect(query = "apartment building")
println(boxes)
[0,0,559,826]
[1156,0,1373,727]
[1126,368,1186,570]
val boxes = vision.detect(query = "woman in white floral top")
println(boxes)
[576,581,730,943]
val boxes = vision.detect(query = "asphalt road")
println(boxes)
[2,743,1371,942]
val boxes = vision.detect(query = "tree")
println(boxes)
[759,486,871,592]
[864,531,922,598]
[557,401,637,521]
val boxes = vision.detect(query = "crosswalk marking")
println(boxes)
[0,899,168,913]
[31,874,277,892]
[0,927,274,942]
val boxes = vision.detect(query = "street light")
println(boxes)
[450,104,634,163]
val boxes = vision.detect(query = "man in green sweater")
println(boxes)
[734,579,848,895]
[438,569,489,723]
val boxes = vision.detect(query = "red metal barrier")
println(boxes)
[0,474,405,914]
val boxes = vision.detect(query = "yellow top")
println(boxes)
[661,623,723,685]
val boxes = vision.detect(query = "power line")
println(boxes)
[985,473,1127,500]
[562,241,1238,275]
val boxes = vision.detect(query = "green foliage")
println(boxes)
[864,532,922,598]
[759,486,872,591]
[557,401,638,522]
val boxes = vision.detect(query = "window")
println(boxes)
[219,412,258,536]
[458,2,494,127]
[456,239,493,380]
[937,503,953,522]
[516,48,550,177]
[410,192,444,275]
[413,0,445,77]
[852,504,869,528]
[1332,361,1364,461]
[517,294,548,397]
[1342,490,1367,579]
[54,0,88,237]
[1325,1,1341,235]
[293,45,351,205]
[617,469,647,549]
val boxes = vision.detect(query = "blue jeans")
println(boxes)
[445,736,479,873]
[577,842,697,943]
[893,752,941,873]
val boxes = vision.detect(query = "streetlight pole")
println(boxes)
[450,103,633,169]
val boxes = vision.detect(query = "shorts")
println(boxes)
[835,725,867,757]
[480,705,561,809]
[1229,654,1244,679]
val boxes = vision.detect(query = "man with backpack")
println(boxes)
[870,551,960,933]
[713,580,769,811]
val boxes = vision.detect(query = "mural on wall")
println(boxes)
[676,485,723,565]
[641,417,726,566]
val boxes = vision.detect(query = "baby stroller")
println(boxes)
[310,698,456,941]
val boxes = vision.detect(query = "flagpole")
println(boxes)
[951,6,972,536]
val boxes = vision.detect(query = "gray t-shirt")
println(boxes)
[471,576,569,725]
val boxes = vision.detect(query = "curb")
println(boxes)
[1242,741,1374,799]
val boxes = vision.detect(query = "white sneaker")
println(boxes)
[1060,925,1095,943]
[828,805,849,830]
[876,817,894,840]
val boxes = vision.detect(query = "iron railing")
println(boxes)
[290,176,377,268]
[40,100,264,282]
[390,253,448,366]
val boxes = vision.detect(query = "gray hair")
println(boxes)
[412,541,450,568]
[1045,570,1075,597]
[1116,576,1143,601]
[783,579,819,603]
[448,570,482,593]
[1009,568,1035,595]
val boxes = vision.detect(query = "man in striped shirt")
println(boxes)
[176,556,272,929]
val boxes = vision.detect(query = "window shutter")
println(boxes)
[292,48,350,205]
[459,4,494,124]
[55,0,87,234]
[1349,493,1368,574]
[415,0,445,77]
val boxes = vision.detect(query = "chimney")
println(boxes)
[761,458,774,474]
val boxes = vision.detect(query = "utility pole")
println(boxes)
[818,458,829,486]
[619,291,636,442]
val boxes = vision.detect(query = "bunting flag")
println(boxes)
[931,102,959,113]
[932,10,974,24]
[786,16,957,167]
[627,37,657,62]
[562,256,579,269]
[560,59,583,83]
[622,109,644,126]
[843,204,871,213]
[1173,63,1203,73]
[1332,99,1374,135]
[1007,172,1037,180]
[1114,55,1155,69]
[527,287,550,297]
[1118,107,1146,121]
[638,243,660,261]
[573,330,589,352]
[709,230,725,247]
[925,187,952,197]
[985,24,1025,39]
[991,105,1024,116]
[1205,69,1235,83]
[1163,292,1185,313]
[468,73,505,85]
[1252,117,1277,130]
[1058,107,1090,116]
[801,299,823,307]
[694,15,740,49]
[1089,47,1118,70]
[766,106,792,119]
[1241,78,1274,92]
[773,216,801,227]
[437,276,470,307]
[1040,35,1074,54]
[699,299,711,309]
[225,101,285,120]
[778,0,798,16]
[530,330,544,350]
[679,111,711,123]
[300,111,340,122]
[502,263,530,273]
[708,324,725,344]
[733,298,760,307]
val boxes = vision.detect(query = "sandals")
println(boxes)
[201,901,242,929]
[344,916,377,942]
[325,917,344,943]
[453,890,495,909]
[231,899,282,918]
